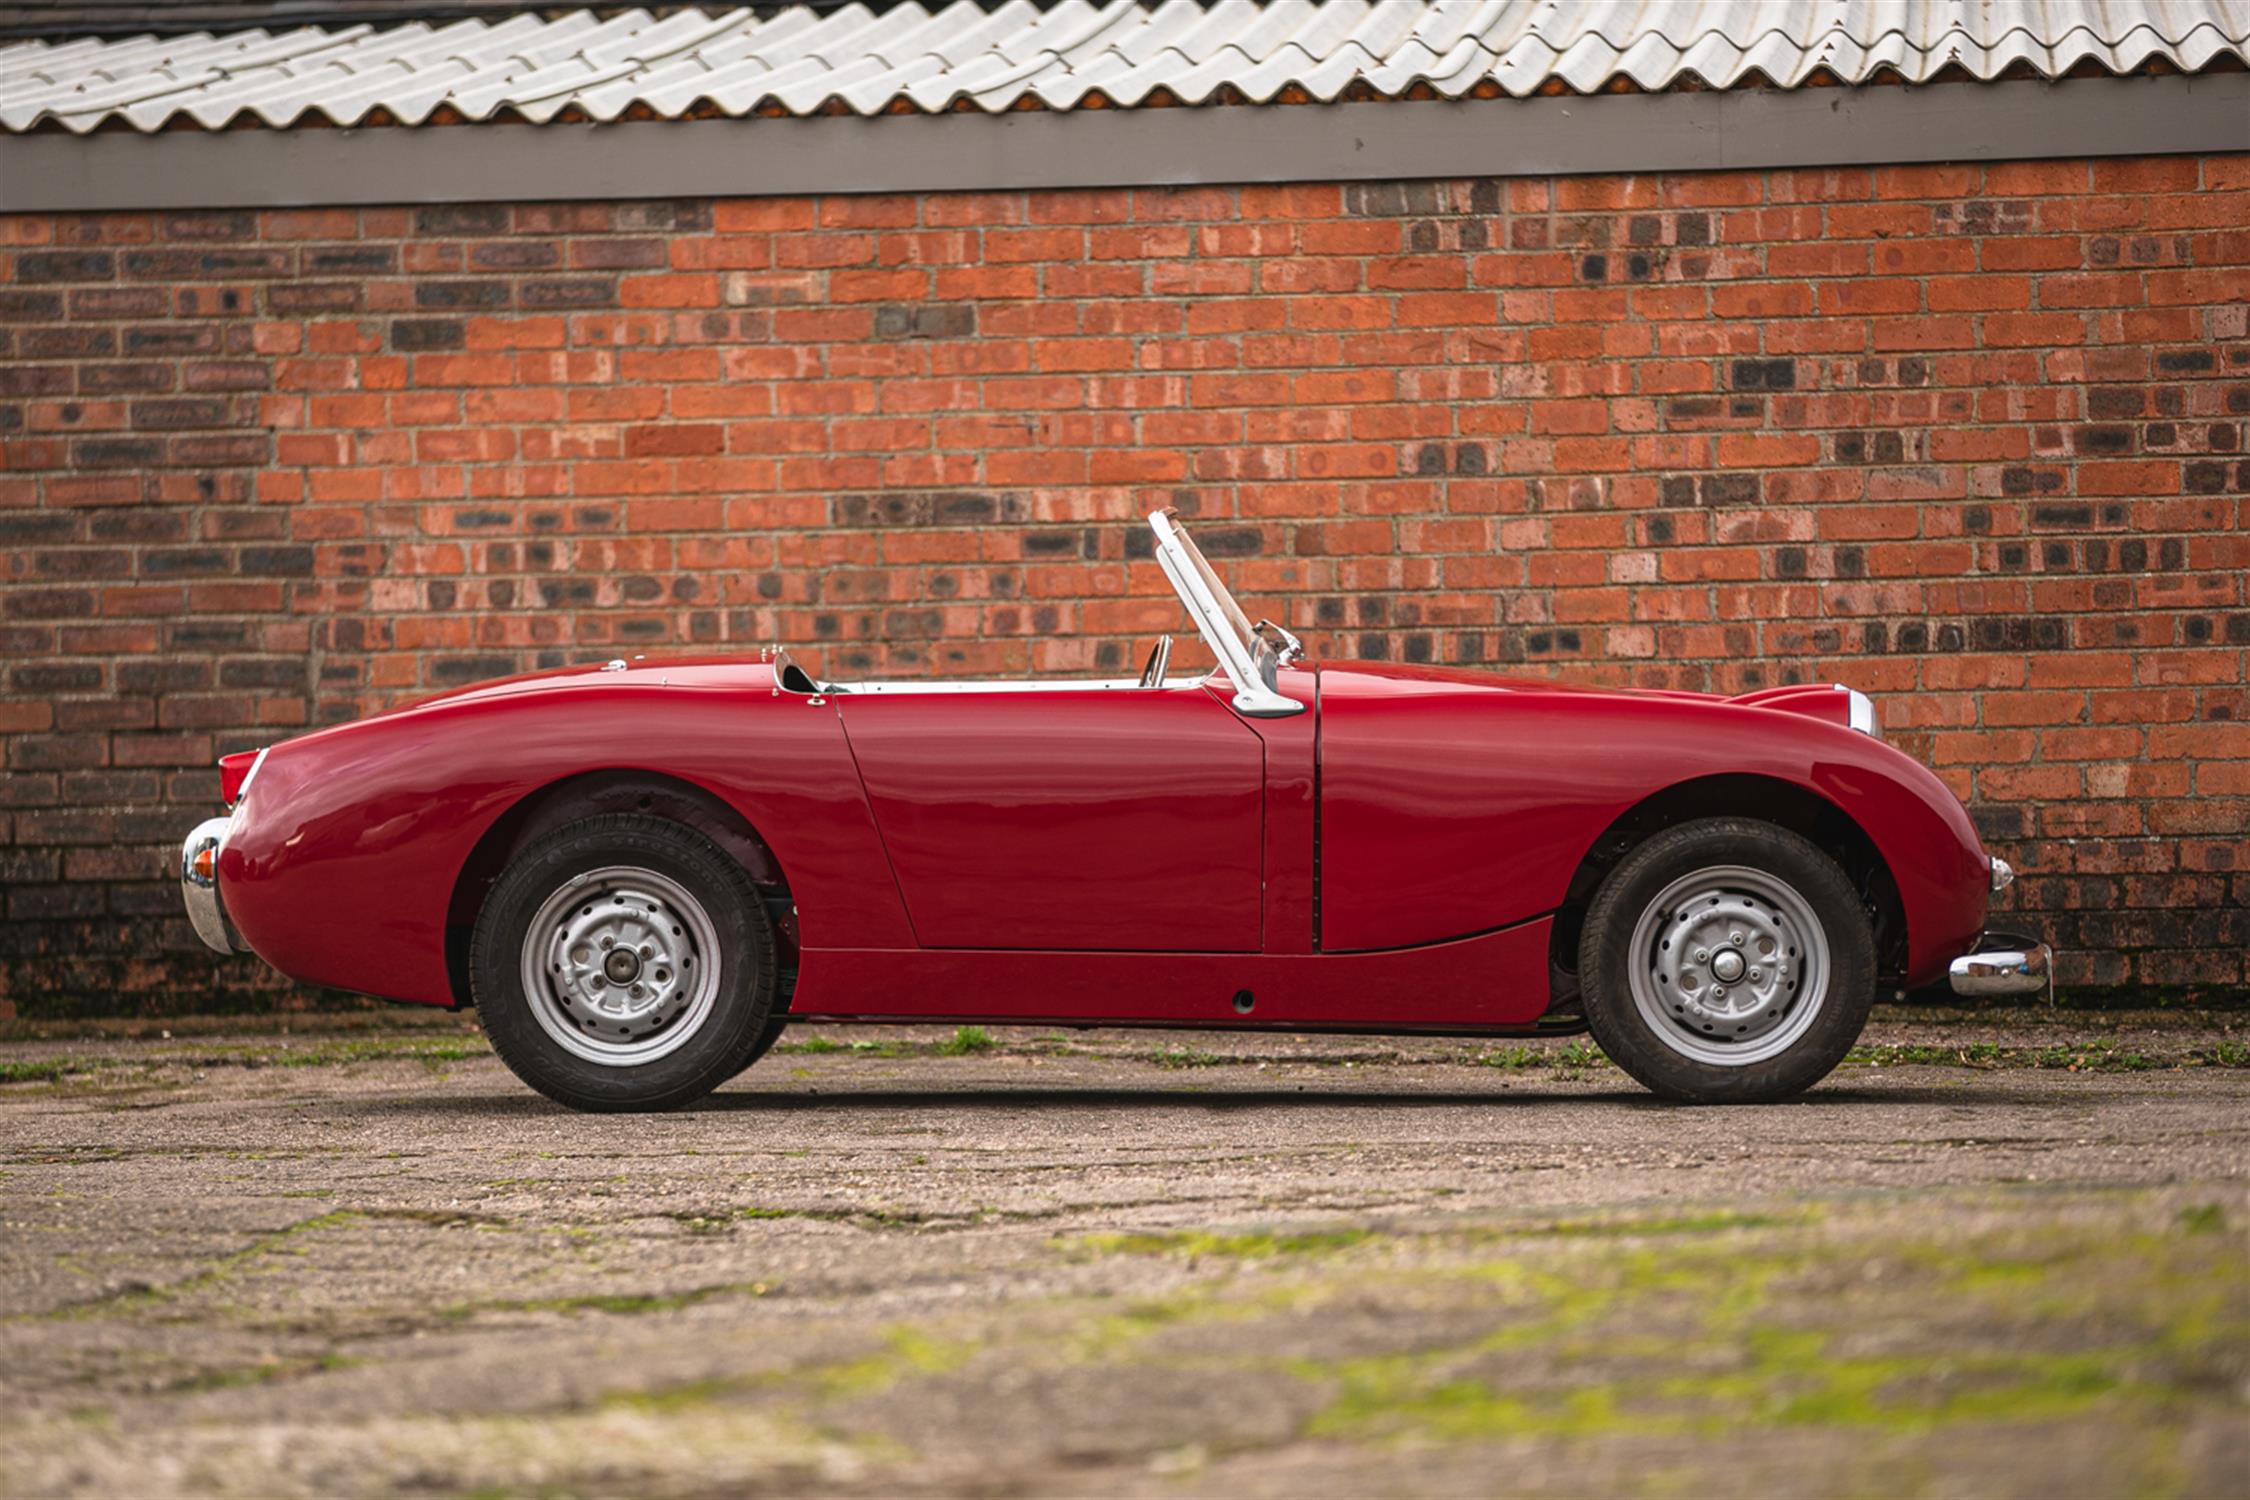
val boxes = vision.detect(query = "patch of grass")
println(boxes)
[0,1059,74,1085]
[2191,1041,2250,1068]
[776,1036,846,1054]
[936,1025,994,1056]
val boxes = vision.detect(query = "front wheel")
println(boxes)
[470,813,778,1112]
[1577,817,1875,1103]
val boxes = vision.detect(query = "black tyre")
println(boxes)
[731,1016,790,1079]
[470,813,777,1112]
[1577,817,1875,1103]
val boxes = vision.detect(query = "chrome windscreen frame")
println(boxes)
[1148,508,1305,719]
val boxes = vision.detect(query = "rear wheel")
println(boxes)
[1578,817,1874,1103]
[470,813,776,1111]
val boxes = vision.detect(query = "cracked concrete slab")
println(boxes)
[0,1009,2244,1497]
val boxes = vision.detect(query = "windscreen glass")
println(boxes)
[1173,523,1256,660]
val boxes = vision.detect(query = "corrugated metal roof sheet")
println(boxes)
[4,0,2246,134]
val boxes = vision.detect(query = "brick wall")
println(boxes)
[2,153,2246,1015]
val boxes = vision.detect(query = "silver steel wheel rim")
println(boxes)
[519,865,721,1067]
[1627,864,1829,1067]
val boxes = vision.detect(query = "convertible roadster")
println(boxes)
[182,509,2049,1110]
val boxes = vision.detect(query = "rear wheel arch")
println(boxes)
[445,770,795,1008]
[1547,773,1906,1008]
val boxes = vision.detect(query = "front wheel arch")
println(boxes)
[1546,774,1905,1013]
[444,769,795,1008]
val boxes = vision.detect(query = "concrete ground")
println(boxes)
[1,1006,2245,1499]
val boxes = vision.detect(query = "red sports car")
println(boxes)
[181,509,2049,1111]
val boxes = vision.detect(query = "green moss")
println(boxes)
[1067,1227,1371,1262]
[1517,1209,1804,1240]
[58,1209,361,1319]
[1847,1040,2220,1073]
[443,1280,777,1321]
[2177,1202,2227,1235]
[1149,1048,1231,1069]
[612,1325,974,1412]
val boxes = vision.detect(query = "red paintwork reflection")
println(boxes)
[838,684,1265,952]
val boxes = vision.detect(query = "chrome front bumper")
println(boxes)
[180,815,244,954]
[1948,937,2053,998]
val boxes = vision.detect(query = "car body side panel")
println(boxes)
[1317,662,1988,985]
[837,683,1267,952]
[790,915,1552,1028]
[217,677,910,1006]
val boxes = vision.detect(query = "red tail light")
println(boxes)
[219,750,263,806]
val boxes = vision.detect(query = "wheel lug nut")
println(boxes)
[1749,968,1762,981]
[600,936,614,949]
[1694,948,1709,962]
[1730,932,1744,945]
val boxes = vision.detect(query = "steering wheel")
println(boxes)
[1139,635,1173,688]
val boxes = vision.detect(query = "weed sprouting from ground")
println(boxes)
[936,1026,994,1056]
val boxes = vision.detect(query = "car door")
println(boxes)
[835,684,1265,952]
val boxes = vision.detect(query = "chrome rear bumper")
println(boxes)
[180,815,243,954]
[1948,937,2053,998]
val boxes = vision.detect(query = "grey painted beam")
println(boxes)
[3,74,2245,213]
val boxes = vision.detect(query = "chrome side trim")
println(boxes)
[1948,939,2053,999]
[180,815,239,954]
[1150,508,1305,719]
[816,675,1180,696]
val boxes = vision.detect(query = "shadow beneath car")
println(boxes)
[698,1082,2036,1113]
[337,1080,2038,1117]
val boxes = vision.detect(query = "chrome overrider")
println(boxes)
[179,748,264,956]
[1947,856,2055,998]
